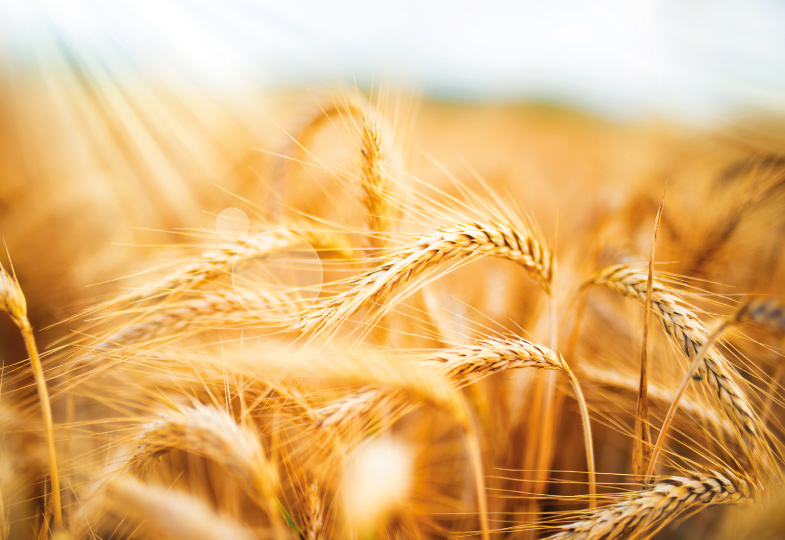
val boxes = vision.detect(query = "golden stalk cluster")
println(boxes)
[1,89,784,540]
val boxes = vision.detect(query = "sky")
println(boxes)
[2,0,785,122]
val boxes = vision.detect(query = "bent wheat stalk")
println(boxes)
[0,265,62,529]
[429,337,596,506]
[546,470,754,540]
[292,220,552,337]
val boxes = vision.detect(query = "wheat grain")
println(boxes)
[426,337,564,379]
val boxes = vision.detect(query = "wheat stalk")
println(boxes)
[292,220,552,337]
[546,470,754,540]
[0,264,62,529]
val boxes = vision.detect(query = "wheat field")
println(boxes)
[0,80,784,540]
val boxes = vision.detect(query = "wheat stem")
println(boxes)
[21,322,62,530]
[0,266,62,530]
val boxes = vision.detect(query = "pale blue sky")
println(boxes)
[2,0,784,122]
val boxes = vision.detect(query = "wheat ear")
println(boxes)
[275,98,400,245]
[584,264,767,464]
[127,227,348,303]
[129,230,300,302]
[429,337,597,506]
[358,104,398,247]
[735,297,785,335]
[276,352,490,540]
[546,470,753,540]
[128,403,282,533]
[302,481,324,540]
[94,288,297,349]
[0,265,62,529]
[292,220,552,337]
[646,296,785,480]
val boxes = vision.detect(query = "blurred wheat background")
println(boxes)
[1,2,784,540]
